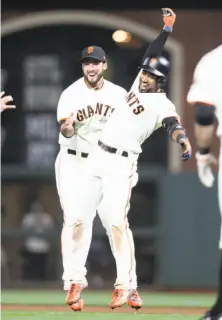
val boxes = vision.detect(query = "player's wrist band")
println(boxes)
[176,133,187,144]
[163,25,173,32]
[198,147,210,155]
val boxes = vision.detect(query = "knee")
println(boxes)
[110,223,127,252]
[103,212,129,231]
[107,219,127,240]
[63,217,84,240]
[73,219,83,241]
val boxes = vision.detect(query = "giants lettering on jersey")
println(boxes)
[76,103,115,121]
[126,92,144,115]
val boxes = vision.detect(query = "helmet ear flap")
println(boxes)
[157,76,167,86]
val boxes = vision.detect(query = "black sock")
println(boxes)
[210,250,222,316]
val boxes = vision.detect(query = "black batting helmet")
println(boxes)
[140,56,170,85]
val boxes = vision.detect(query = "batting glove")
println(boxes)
[162,8,176,28]
[179,137,192,161]
[195,152,217,188]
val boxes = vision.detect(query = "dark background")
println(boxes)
[2,0,221,10]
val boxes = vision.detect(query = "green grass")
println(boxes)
[1,312,203,320]
[1,290,216,319]
[1,290,216,308]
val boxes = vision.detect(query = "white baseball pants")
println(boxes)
[80,146,139,290]
[55,147,138,290]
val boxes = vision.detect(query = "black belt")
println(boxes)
[98,140,128,157]
[67,149,88,158]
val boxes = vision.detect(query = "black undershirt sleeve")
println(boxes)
[142,30,170,64]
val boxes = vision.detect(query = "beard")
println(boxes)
[85,72,103,86]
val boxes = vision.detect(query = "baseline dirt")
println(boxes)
[2,305,206,315]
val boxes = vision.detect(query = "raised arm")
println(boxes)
[130,8,176,91]
[141,8,176,64]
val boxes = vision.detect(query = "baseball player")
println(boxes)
[55,45,128,311]
[187,45,222,320]
[55,8,176,312]
[78,57,191,310]
[0,92,16,113]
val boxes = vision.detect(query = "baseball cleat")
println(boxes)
[128,289,143,309]
[109,289,131,309]
[66,283,86,305]
[70,298,84,312]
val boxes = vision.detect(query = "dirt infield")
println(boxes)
[2,305,207,315]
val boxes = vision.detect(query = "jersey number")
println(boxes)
[133,105,144,115]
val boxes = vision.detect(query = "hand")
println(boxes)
[65,112,75,129]
[195,152,217,188]
[0,91,16,113]
[162,8,176,28]
[60,112,75,137]
[179,137,192,161]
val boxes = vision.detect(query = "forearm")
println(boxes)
[162,117,187,143]
[171,128,187,144]
[142,28,171,64]
[162,116,191,161]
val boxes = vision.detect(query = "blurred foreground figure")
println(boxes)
[187,44,222,320]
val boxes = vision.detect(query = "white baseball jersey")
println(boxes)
[100,80,179,155]
[187,45,222,136]
[57,77,127,153]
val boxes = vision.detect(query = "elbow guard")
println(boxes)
[162,117,184,133]
[162,117,186,141]
[194,104,215,126]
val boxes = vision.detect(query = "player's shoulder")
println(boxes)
[195,45,222,74]
[202,45,222,61]
[60,78,84,97]
[157,93,176,111]
[104,79,127,95]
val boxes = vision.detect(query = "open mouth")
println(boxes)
[142,82,149,89]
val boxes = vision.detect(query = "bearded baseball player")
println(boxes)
[55,45,127,311]
[187,45,222,320]
[0,92,16,113]
[55,8,176,312]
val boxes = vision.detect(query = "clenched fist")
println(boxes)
[162,8,176,28]
[179,137,192,161]
[60,112,75,138]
